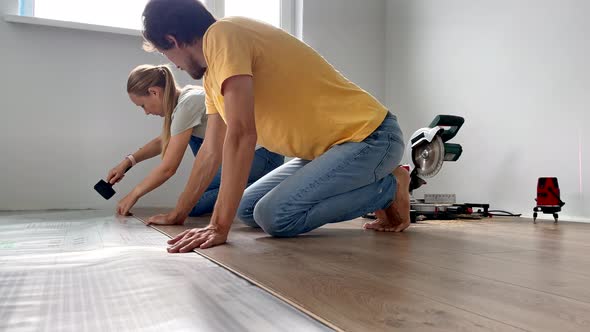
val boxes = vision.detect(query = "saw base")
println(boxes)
[363,202,490,223]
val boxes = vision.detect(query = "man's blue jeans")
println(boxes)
[236,113,405,237]
[188,136,284,216]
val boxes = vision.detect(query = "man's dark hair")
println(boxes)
[142,0,217,51]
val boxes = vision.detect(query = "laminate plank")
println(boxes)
[136,209,590,331]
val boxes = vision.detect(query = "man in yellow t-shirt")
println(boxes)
[142,0,410,251]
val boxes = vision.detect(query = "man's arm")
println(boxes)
[146,113,227,225]
[176,113,228,216]
[165,75,257,251]
[210,75,257,232]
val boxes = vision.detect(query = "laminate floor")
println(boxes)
[136,208,590,332]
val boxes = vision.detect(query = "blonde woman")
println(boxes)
[108,64,284,216]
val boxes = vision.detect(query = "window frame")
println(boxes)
[17,0,296,35]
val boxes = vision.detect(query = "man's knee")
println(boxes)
[236,199,260,228]
[253,195,301,237]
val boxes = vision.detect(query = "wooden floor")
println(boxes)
[135,209,590,332]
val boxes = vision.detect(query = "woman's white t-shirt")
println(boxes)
[170,85,263,150]
[170,86,207,138]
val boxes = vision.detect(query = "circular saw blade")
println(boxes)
[413,135,444,178]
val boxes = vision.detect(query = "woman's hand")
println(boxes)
[107,159,131,185]
[117,191,139,216]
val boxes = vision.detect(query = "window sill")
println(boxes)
[4,14,142,37]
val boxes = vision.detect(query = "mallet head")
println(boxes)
[94,179,116,200]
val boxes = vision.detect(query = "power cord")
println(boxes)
[488,210,522,217]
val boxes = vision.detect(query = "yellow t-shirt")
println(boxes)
[203,17,388,160]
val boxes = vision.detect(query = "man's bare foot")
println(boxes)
[363,166,411,232]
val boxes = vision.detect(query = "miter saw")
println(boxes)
[407,115,488,221]
[408,115,464,192]
[364,115,489,222]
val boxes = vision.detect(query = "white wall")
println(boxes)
[302,0,386,102]
[0,0,387,211]
[385,0,589,220]
[0,1,198,210]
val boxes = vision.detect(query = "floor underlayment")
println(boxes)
[0,210,330,332]
[135,208,590,332]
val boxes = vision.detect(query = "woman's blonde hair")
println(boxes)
[127,64,178,157]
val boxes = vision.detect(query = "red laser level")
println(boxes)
[533,177,565,224]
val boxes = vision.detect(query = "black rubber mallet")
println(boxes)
[94,165,131,200]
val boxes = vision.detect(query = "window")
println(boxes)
[18,0,295,33]
[225,0,280,28]
[31,0,151,30]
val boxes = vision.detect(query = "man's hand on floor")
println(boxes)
[166,225,229,252]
